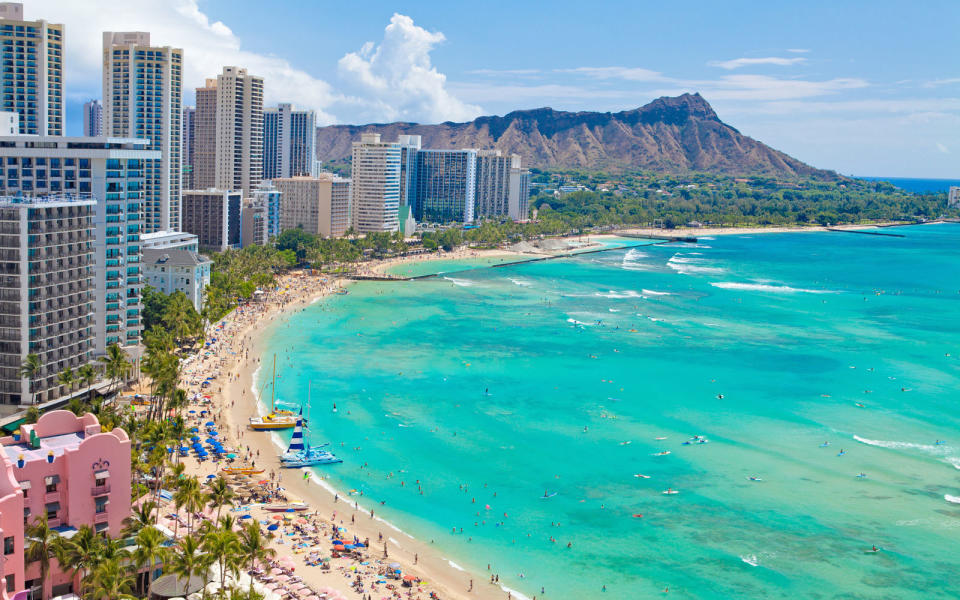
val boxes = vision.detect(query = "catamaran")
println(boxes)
[279,406,342,468]
[249,355,297,431]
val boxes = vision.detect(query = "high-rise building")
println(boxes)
[182,106,195,190]
[102,31,183,234]
[413,149,477,224]
[0,110,16,134]
[475,150,513,218]
[509,156,531,222]
[350,133,400,233]
[276,174,351,238]
[240,199,268,247]
[0,194,95,406]
[253,181,281,239]
[193,67,264,196]
[397,135,420,210]
[0,2,63,136]
[82,99,102,137]
[0,135,158,353]
[949,186,960,208]
[181,189,242,251]
[263,103,317,180]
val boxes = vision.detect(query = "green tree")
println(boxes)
[237,521,275,596]
[85,558,137,600]
[202,527,241,597]
[206,476,235,522]
[98,344,131,394]
[169,534,209,599]
[20,353,41,405]
[132,526,168,595]
[78,363,98,406]
[25,515,59,600]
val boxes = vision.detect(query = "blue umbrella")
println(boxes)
[205,421,215,427]
[190,427,199,432]
[180,446,190,452]
[190,436,200,441]
[206,474,216,479]
[188,410,196,414]
[286,508,296,512]
[209,431,219,437]
[239,514,252,519]
[166,447,174,453]
[267,524,279,531]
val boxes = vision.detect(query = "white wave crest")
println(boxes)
[508,277,532,287]
[854,435,959,469]
[710,282,834,294]
[595,289,644,299]
[667,254,725,275]
[446,560,466,572]
[642,289,671,296]
[946,495,960,504]
[741,554,759,567]
[443,276,474,287]
[623,248,650,261]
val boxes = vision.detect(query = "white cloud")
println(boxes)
[468,68,541,76]
[708,57,807,70]
[37,1,476,125]
[557,67,665,82]
[924,77,960,88]
[936,142,949,153]
[786,48,811,54]
[337,14,482,123]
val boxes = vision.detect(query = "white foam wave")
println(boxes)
[699,237,716,240]
[609,308,620,312]
[641,289,671,296]
[499,586,533,600]
[741,554,759,567]
[946,495,960,504]
[446,560,466,572]
[667,254,725,275]
[508,277,533,287]
[595,289,644,299]
[310,296,322,305]
[623,248,649,261]
[854,435,959,469]
[443,276,474,287]
[567,318,591,326]
[710,282,834,294]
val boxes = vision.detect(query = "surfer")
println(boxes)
[838,449,846,456]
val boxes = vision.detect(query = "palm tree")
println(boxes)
[122,500,157,538]
[25,515,59,600]
[51,524,100,598]
[57,367,76,397]
[237,521,275,596]
[170,534,208,599]
[85,558,137,600]
[98,343,131,394]
[20,353,41,405]
[132,526,168,595]
[202,527,240,597]
[78,363,98,405]
[206,476,235,522]
[23,405,40,424]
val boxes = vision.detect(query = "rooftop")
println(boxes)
[3,431,84,464]
[143,248,212,267]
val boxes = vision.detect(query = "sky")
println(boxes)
[37,0,960,178]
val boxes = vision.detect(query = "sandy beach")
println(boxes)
[613,221,914,238]
[171,267,514,600]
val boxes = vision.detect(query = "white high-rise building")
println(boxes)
[182,106,195,190]
[509,155,531,222]
[82,99,103,137]
[264,103,317,180]
[0,136,158,354]
[194,67,263,196]
[350,133,400,233]
[102,31,183,233]
[0,2,63,136]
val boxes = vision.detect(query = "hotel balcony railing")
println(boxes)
[91,483,110,495]
[93,511,109,524]
[48,518,61,528]
[44,491,60,503]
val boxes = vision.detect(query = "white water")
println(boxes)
[710,282,835,294]
[443,276,475,287]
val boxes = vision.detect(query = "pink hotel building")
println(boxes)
[0,411,131,600]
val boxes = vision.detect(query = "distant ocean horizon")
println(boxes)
[857,176,960,193]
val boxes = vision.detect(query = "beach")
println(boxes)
[172,266,512,600]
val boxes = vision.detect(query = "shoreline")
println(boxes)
[184,270,511,600]
[611,220,939,238]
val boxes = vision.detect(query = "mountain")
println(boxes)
[314,93,837,179]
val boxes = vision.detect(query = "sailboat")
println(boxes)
[280,400,341,468]
[249,355,297,431]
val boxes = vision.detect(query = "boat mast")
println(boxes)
[271,354,277,413]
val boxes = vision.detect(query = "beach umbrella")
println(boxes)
[206,474,216,479]
[403,575,417,582]
[188,410,196,414]
[166,447,174,453]
[239,514,252,519]
[227,453,237,459]
[285,508,296,512]
[209,431,219,436]
[190,427,199,432]
[190,436,200,441]
[205,421,215,426]
[271,515,284,520]
[267,524,279,531]
[258,480,270,485]
[332,545,345,551]
[388,563,400,569]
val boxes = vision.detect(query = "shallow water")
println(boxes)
[262,224,960,599]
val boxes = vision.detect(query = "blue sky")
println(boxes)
[44,0,960,177]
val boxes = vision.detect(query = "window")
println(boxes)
[3,536,13,555]
[45,502,58,520]
[94,497,108,514]
[44,474,59,493]
[5,575,13,593]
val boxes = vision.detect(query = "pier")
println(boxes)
[826,227,905,238]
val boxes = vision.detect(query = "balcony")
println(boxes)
[93,511,109,524]
[91,483,110,495]
[44,491,60,503]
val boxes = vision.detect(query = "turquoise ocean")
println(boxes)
[260,224,960,599]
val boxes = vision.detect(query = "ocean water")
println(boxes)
[858,176,960,193]
[261,225,960,599]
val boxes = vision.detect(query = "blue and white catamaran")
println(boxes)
[279,407,342,468]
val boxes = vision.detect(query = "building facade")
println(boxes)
[142,248,210,312]
[350,133,400,233]
[276,174,351,238]
[397,135,420,211]
[413,149,476,224]
[0,3,62,136]
[194,67,263,196]
[252,181,281,239]
[240,199,267,247]
[0,111,15,135]
[102,31,183,233]
[182,105,195,190]
[949,186,960,208]
[0,410,131,599]
[509,158,531,222]
[140,230,199,252]
[0,136,157,354]
[0,195,94,406]
[81,99,102,137]
[263,103,316,180]
[475,150,512,218]
[181,189,242,251]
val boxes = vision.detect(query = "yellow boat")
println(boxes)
[248,355,297,431]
